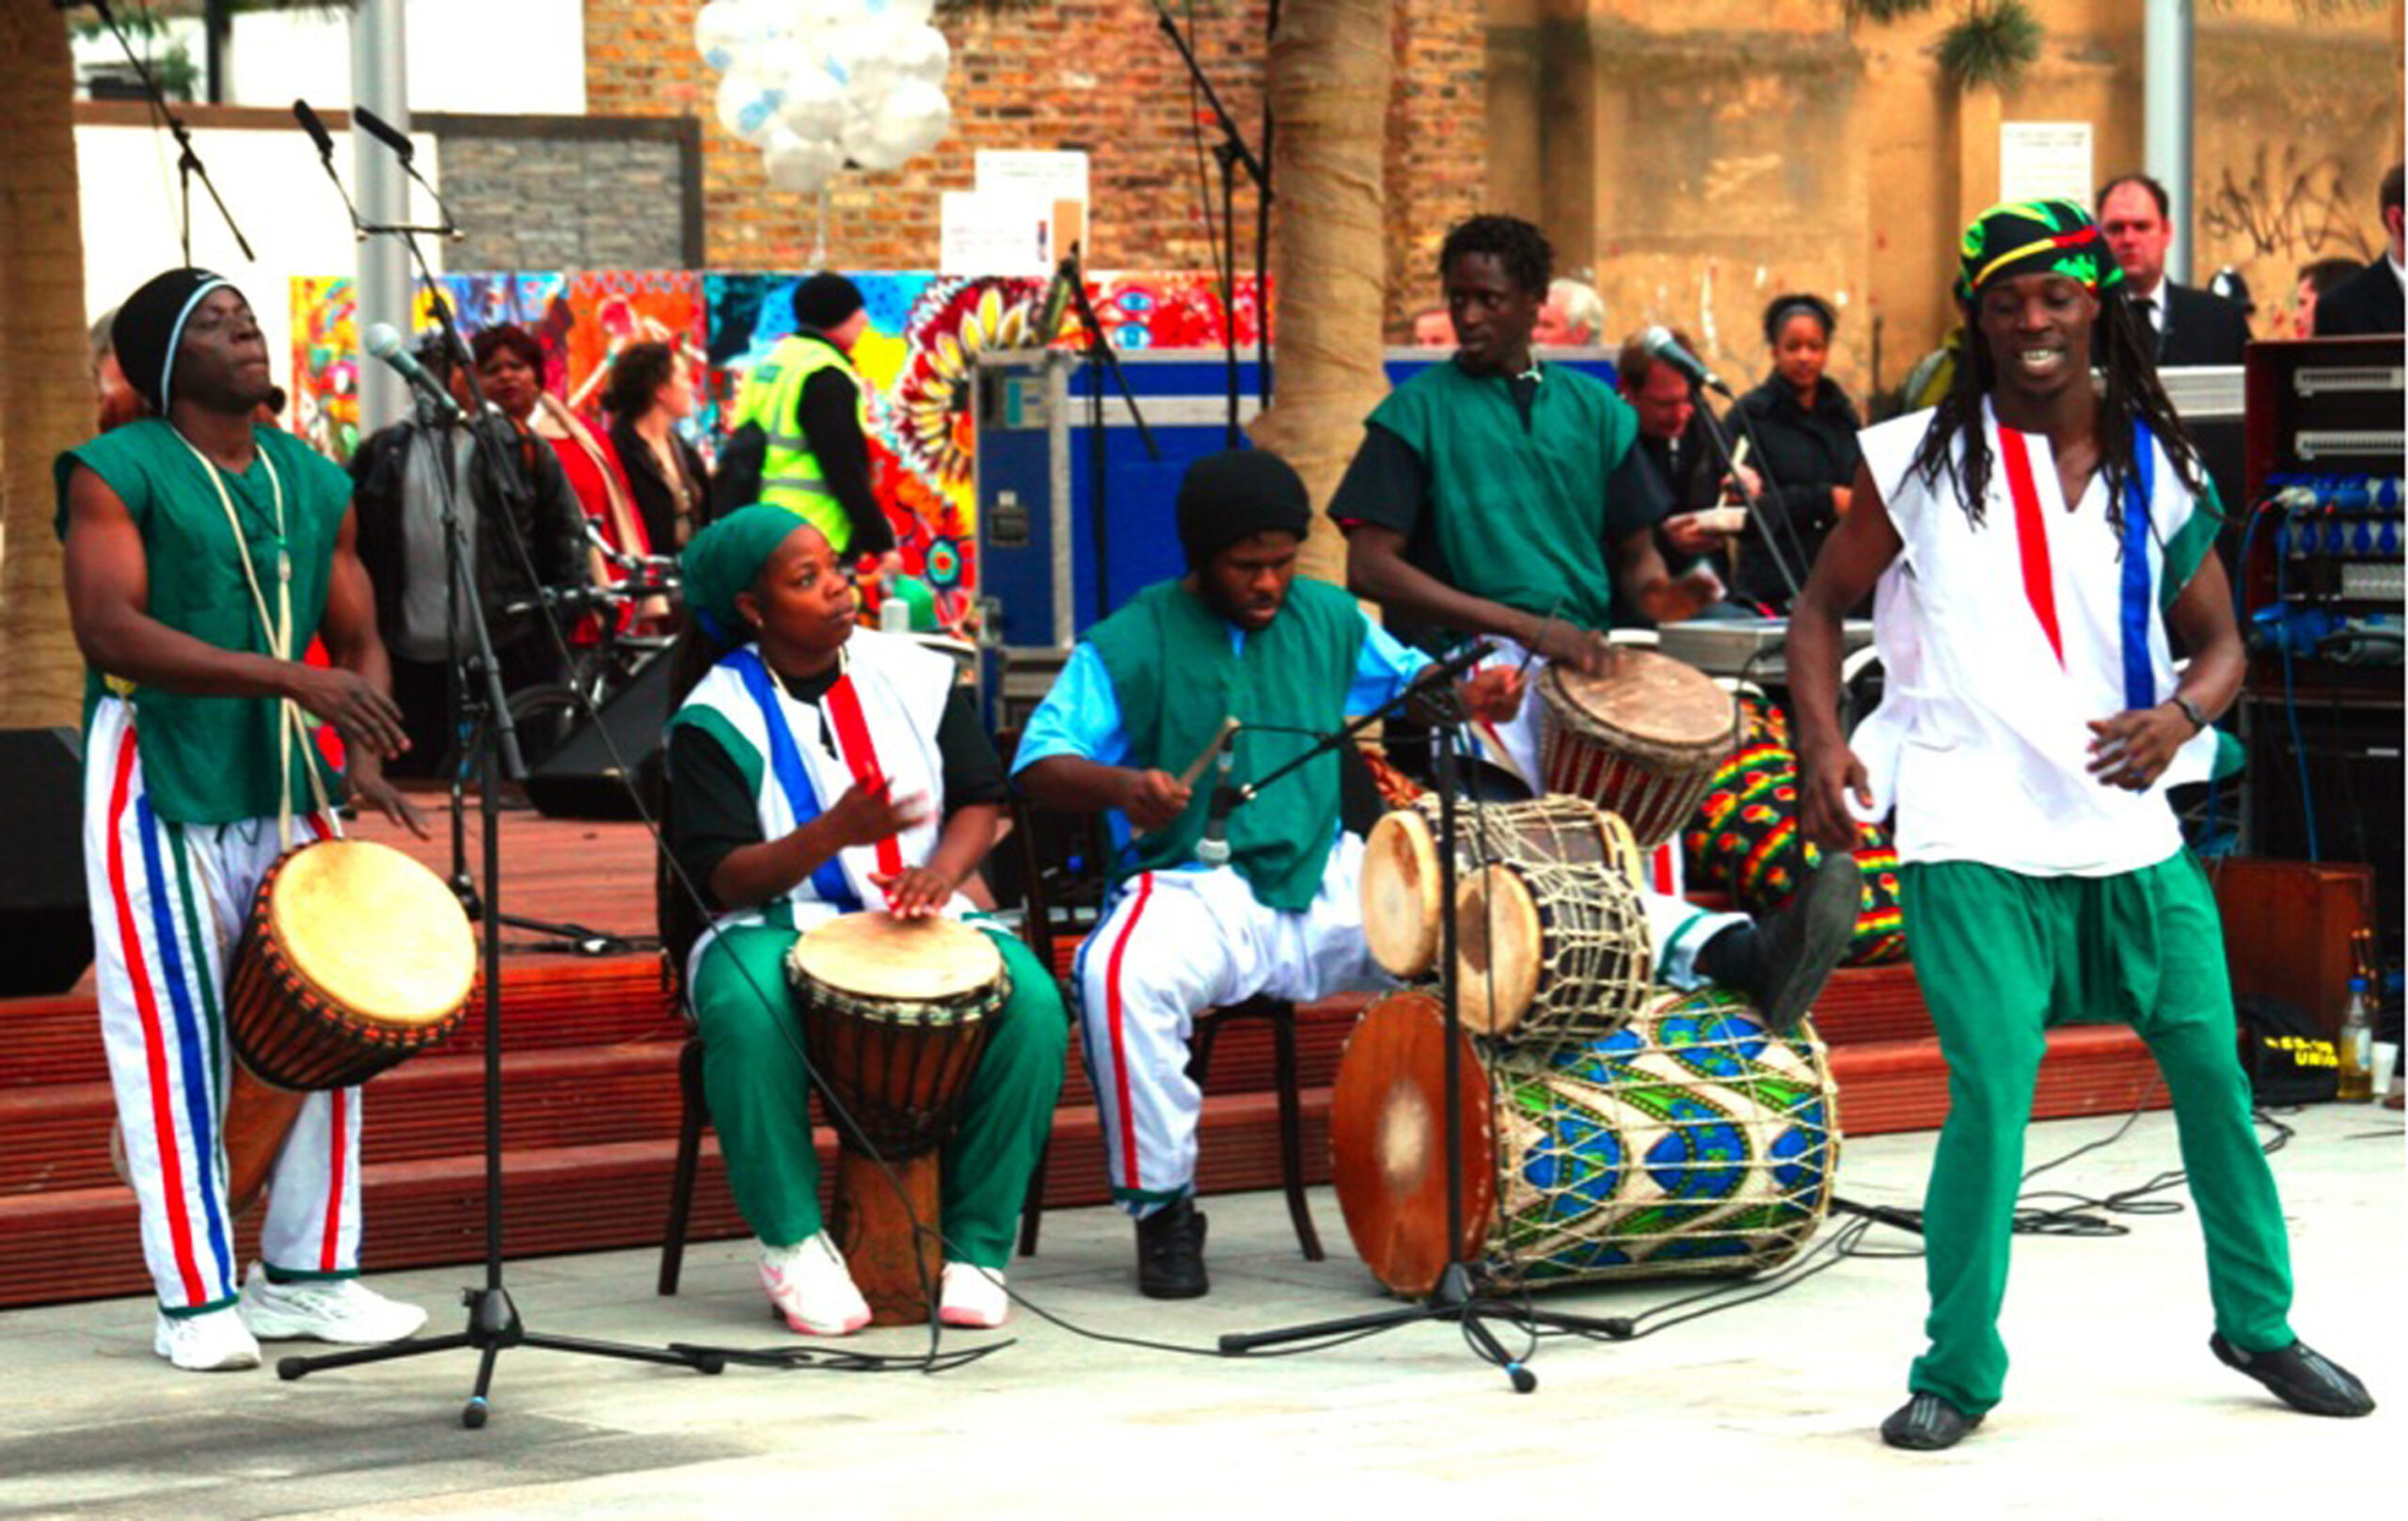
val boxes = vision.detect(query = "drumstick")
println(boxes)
[1171,717,1242,791]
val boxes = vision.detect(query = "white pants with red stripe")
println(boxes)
[85,698,364,1312]
[1074,833,1388,1216]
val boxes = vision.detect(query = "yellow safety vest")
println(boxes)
[730,333,872,553]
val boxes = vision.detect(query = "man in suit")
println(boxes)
[2312,165,2405,339]
[2098,175,2252,366]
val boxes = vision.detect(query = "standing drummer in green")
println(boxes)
[663,508,1065,1336]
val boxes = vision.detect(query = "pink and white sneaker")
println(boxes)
[759,1233,871,1336]
[938,1261,1010,1329]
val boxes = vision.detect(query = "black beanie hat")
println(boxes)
[792,272,866,331]
[1176,449,1312,569]
[113,267,233,412]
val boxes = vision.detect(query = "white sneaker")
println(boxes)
[153,1307,261,1371]
[938,1261,1009,1329]
[238,1262,427,1344]
[760,1233,871,1336]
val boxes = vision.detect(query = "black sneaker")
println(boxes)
[1880,1391,1982,1450]
[1136,1197,1209,1300]
[1747,852,1861,1032]
[2212,1334,2376,1417]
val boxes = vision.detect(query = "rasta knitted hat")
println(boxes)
[1956,199,2123,305]
[1175,449,1312,569]
[112,267,236,412]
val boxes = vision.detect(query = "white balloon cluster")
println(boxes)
[696,0,956,196]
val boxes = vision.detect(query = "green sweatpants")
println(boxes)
[687,921,1069,1270]
[1898,851,2294,1416]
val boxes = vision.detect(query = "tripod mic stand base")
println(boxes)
[276,1284,724,1429]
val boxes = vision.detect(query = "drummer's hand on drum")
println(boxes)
[286,663,410,762]
[871,865,957,918]
[1117,768,1192,832]
[819,779,933,849]
[1527,620,1616,678]
[1459,665,1525,724]
[1797,738,1872,852]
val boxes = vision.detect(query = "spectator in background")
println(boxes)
[607,341,713,555]
[1410,306,1455,347]
[725,272,895,559]
[1613,326,1752,625]
[530,362,646,580]
[2097,173,2250,364]
[90,307,145,433]
[2311,164,2405,338]
[1534,277,1606,347]
[349,330,589,774]
[2293,257,2364,339]
[1733,293,1861,611]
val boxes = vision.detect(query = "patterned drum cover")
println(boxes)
[1483,987,1840,1286]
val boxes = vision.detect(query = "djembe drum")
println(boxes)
[1331,986,1839,1297]
[1451,860,1653,1052]
[784,913,1008,1324]
[221,839,477,1213]
[1538,649,1739,848]
[1361,796,1646,979]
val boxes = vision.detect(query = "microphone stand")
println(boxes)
[1688,377,1808,610]
[280,120,720,1424]
[91,0,253,263]
[1065,248,1160,618]
[1153,0,1272,445]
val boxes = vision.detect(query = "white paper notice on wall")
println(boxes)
[941,192,1055,277]
[1999,122,2094,206]
[976,151,1090,208]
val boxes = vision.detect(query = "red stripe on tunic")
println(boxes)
[1999,426,2066,667]
[821,673,906,881]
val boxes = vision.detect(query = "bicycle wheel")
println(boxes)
[506,683,588,771]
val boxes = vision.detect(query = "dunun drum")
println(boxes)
[1361,796,1639,979]
[785,913,1007,1324]
[1331,987,1839,1296]
[1538,649,1739,848]
[1452,860,1652,1050]
[221,839,476,1213]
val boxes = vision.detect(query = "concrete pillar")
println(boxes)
[351,0,411,435]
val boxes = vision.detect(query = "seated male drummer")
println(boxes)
[663,507,1067,1334]
[1334,213,1859,1024]
[59,268,429,1371]
[1013,450,1524,1299]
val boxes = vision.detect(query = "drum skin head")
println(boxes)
[1329,990,1496,1298]
[1453,864,1542,1036]
[1362,808,1442,978]
[270,840,477,1026]
[1544,648,1735,753]
[789,913,1002,1003]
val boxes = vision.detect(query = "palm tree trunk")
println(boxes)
[1245,0,1392,589]
[0,0,90,729]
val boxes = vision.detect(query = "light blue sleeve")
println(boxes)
[1347,613,1434,715]
[1010,642,1136,774]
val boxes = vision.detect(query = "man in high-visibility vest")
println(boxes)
[728,273,895,559]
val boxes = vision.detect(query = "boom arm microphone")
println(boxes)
[1033,246,1081,348]
[363,322,464,420]
[292,99,336,161]
[1642,325,1733,398]
[351,103,416,164]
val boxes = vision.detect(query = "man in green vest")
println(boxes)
[726,272,895,560]
[1014,451,1522,1299]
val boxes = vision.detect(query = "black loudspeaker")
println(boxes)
[523,657,675,821]
[0,728,95,996]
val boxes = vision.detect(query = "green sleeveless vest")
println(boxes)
[1088,577,1366,912]
[730,332,868,553]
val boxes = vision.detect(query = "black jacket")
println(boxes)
[2132,281,2251,367]
[608,414,713,554]
[350,409,590,652]
[1732,375,1861,610]
[2312,259,2405,338]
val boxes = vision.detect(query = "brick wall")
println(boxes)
[581,0,1485,334]
[426,115,701,271]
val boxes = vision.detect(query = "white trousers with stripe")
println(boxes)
[1075,834,1388,1216]
[85,699,365,1312]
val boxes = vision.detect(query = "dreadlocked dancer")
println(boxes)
[1789,201,2375,1450]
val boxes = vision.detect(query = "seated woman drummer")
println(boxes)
[661,506,1067,1335]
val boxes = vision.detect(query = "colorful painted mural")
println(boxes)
[293,269,1270,629]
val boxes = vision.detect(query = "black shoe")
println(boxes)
[2212,1334,2376,1417]
[1880,1391,1982,1450]
[1136,1198,1209,1300]
[1746,852,1861,1032]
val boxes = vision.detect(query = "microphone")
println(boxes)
[1196,745,1239,867]
[1642,325,1732,398]
[1033,246,1081,347]
[292,98,336,161]
[363,323,463,421]
[351,103,415,164]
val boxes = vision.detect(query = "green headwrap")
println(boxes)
[1955,198,2123,305]
[680,505,820,644]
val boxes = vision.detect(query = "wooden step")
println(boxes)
[1827,1026,2171,1135]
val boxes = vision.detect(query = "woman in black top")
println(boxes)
[605,341,713,554]
[1733,293,1861,610]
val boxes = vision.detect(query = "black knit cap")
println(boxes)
[113,266,233,412]
[1176,449,1312,569]
[791,272,865,331]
